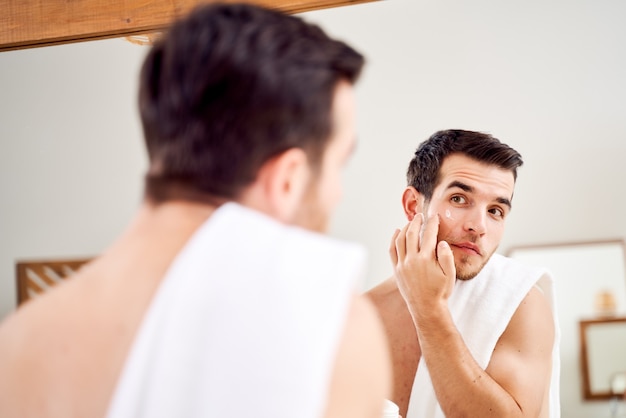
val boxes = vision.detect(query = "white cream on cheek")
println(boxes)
[442,206,464,221]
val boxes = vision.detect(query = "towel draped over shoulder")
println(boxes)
[106,203,366,418]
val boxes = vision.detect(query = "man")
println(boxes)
[367,130,559,418]
[0,4,390,417]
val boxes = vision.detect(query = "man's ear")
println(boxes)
[401,186,424,221]
[256,148,311,223]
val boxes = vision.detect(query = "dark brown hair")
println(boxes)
[139,3,364,203]
[406,129,523,201]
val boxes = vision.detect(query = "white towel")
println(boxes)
[407,254,560,418]
[105,202,367,418]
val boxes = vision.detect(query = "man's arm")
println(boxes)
[324,294,392,418]
[417,286,553,417]
[391,214,554,417]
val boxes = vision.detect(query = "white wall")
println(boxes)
[1,1,625,417]
[0,40,148,310]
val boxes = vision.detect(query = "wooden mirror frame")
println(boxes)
[0,0,378,52]
[579,317,626,400]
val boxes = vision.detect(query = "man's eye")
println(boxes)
[451,195,466,204]
[490,207,504,217]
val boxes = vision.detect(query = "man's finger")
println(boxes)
[395,223,410,262]
[420,213,440,255]
[437,240,456,280]
[406,212,424,253]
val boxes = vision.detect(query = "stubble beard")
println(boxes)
[454,249,495,281]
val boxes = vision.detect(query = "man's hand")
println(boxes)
[389,213,456,323]
[388,214,555,418]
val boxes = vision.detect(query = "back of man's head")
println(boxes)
[406,129,524,201]
[138,3,364,204]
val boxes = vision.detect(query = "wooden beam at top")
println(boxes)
[0,0,377,52]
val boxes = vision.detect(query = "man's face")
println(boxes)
[292,81,356,233]
[423,154,515,280]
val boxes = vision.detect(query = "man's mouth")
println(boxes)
[451,242,482,256]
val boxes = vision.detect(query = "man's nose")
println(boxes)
[463,208,486,235]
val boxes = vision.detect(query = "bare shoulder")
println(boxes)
[364,278,418,361]
[365,278,419,418]
[0,266,141,418]
[0,276,90,416]
[364,277,395,303]
[365,279,419,358]
[364,278,406,325]
[502,285,555,347]
[0,275,86,358]
[324,294,391,418]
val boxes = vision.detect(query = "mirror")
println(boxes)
[2,2,626,417]
[579,317,626,400]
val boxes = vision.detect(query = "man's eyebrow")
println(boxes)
[497,197,512,209]
[446,180,473,193]
[446,180,512,209]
